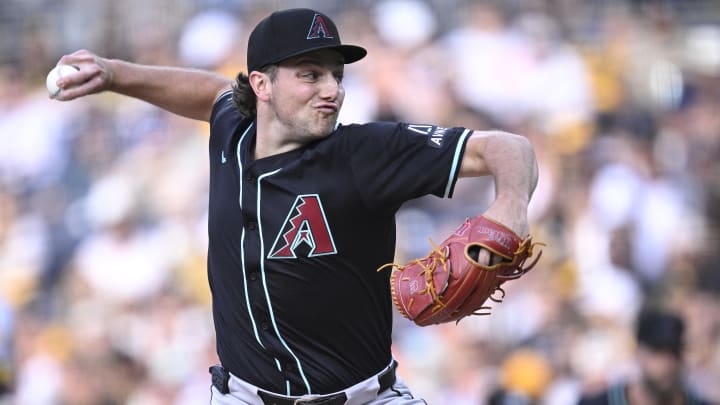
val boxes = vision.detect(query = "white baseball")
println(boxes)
[46,64,79,97]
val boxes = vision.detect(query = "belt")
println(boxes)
[257,390,346,405]
[210,361,397,405]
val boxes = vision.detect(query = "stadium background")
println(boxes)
[1,0,719,403]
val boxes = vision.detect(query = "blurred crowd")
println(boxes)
[1,0,719,404]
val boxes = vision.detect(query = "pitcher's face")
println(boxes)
[270,49,345,141]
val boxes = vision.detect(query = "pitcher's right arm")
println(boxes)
[53,49,233,122]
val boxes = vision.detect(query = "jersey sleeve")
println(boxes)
[209,90,242,152]
[342,122,472,209]
[209,90,237,132]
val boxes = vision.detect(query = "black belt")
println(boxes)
[210,361,397,405]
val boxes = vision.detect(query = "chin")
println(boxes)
[313,130,334,139]
[314,122,336,137]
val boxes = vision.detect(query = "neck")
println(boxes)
[253,126,301,160]
[253,112,303,160]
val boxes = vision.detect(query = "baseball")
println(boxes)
[46,64,79,97]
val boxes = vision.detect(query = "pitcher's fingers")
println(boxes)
[477,248,507,267]
[60,63,104,89]
[55,75,104,101]
[58,49,95,66]
[476,249,492,267]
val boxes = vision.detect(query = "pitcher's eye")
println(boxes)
[301,71,318,81]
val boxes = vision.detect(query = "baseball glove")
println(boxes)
[381,215,542,326]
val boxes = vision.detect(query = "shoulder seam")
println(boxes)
[214,89,233,105]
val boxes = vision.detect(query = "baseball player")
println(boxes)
[52,8,538,405]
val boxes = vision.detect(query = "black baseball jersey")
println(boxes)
[207,91,472,396]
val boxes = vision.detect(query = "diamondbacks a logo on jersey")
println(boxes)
[307,14,333,39]
[268,194,337,259]
[405,124,449,148]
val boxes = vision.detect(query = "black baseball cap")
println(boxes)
[636,309,685,356]
[247,8,367,73]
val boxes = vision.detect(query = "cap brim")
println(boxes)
[264,44,367,69]
[335,44,367,64]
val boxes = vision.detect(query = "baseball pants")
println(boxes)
[209,360,426,405]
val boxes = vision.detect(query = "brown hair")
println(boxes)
[231,65,277,118]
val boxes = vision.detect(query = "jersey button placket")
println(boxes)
[283,363,296,379]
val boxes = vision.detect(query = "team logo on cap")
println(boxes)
[307,13,334,39]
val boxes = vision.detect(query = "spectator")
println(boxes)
[577,309,715,405]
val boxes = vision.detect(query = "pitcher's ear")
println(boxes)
[249,70,271,102]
